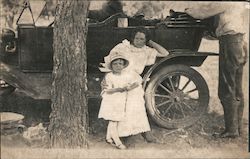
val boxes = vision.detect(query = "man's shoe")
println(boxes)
[220,131,239,138]
[213,131,239,138]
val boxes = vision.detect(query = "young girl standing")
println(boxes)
[98,52,150,149]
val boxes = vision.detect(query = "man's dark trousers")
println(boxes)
[218,33,245,136]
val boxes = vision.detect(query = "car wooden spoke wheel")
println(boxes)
[145,65,209,129]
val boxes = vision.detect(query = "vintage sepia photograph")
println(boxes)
[0,0,249,158]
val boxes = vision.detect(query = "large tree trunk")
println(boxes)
[49,0,90,148]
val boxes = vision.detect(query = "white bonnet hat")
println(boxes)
[99,52,129,72]
[107,52,129,69]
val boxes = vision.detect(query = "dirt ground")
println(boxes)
[1,40,249,158]
[1,96,249,159]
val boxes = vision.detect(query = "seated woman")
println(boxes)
[106,27,169,74]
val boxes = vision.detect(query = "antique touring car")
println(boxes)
[0,1,218,129]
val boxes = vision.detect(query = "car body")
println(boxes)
[0,1,218,129]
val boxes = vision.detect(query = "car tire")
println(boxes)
[145,64,209,129]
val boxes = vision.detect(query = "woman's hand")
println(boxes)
[147,40,154,47]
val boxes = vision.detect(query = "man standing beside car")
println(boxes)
[185,2,248,138]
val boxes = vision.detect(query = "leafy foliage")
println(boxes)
[1,0,58,28]
[2,0,25,28]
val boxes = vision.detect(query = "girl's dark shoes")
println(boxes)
[106,139,127,149]
[142,132,157,143]
[106,139,116,146]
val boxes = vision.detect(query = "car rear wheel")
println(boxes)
[0,80,16,96]
[145,64,209,129]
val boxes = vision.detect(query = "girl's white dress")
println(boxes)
[98,71,151,137]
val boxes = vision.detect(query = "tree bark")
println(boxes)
[49,0,90,148]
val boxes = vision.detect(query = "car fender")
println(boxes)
[142,51,218,89]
